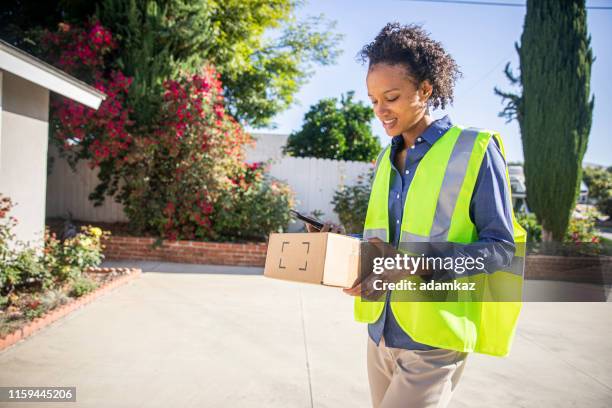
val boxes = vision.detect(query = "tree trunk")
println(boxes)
[541,228,554,243]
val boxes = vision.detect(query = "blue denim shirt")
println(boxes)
[366,115,515,350]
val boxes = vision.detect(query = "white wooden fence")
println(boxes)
[46,144,127,222]
[266,156,373,226]
[46,144,373,227]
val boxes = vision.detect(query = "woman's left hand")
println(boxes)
[342,272,387,300]
[342,237,404,299]
[318,221,346,234]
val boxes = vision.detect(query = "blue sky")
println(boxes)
[252,0,612,166]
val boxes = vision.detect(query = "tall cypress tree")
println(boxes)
[496,0,594,241]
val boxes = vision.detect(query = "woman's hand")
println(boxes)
[305,221,346,234]
[342,237,431,299]
[342,273,386,300]
[343,236,390,299]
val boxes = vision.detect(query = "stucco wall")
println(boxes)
[0,70,49,249]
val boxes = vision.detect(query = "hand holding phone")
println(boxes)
[289,209,324,231]
[289,210,346,234]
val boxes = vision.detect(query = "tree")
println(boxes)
[284,91,381,162]
[0,0,342,127]
[495,0,594,241]
[206,6,342,127]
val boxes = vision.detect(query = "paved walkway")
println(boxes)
[0,261,611,407]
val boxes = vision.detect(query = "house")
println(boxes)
[508,165,528,213]
[0,39,105,250]
[508,164,589,213]
[577,181,589,205]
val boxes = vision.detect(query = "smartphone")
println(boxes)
[289,209,324,231]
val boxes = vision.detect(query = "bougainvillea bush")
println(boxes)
[119,67,253,241]
[41,21,133,167]
[39,22,292,242]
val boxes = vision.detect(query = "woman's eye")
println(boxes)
[386,96,398,102]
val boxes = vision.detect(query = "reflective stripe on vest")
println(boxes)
[356,125,526,357]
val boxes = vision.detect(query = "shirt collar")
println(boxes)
[390,115,453,147]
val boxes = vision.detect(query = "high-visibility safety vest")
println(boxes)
[355,125,527,357]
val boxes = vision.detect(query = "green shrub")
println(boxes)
[1,220,108,297]
[1,246,51,294]
[1,195,53,294]
[62,226,107,270]
[565,213,600,244]
[44,225,108,285]
[583,166,612,217]
[40,289,69,311]
[70,276,98,298]
[332,168,374,234]
[516,213,542,243]
[213,163,294,241]
[596,195,612,218]
[0,263,21,296]
[8,248,51,290]
[24,299,46,320]
[0,194,18,293]
[516,211,600,244]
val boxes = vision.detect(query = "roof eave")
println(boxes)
[0,40,106,109]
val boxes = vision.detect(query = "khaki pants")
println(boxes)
[367,336,468,408]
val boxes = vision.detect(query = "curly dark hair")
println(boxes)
[358,23,461,110]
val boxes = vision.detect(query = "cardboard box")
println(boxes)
[264,232,361,288]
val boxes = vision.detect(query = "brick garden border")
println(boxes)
[103,236,267,266]
[525,255,612,285]
[0,267,141,352]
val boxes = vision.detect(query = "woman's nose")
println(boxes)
[374,104,389,119]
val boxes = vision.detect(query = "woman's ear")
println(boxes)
[420,80,433,103]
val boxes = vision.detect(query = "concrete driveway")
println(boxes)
[0,261,611,408]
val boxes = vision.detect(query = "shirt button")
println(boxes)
[396,193,400,199]
[417,137,422,143]
[396,220,400,224]
[411,145,416,149]
[405,170,410,175]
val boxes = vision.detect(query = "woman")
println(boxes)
[308,23,523,408]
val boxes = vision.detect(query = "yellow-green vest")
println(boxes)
[355,125,526,357]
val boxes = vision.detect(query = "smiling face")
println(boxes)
[366,63,432,138]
